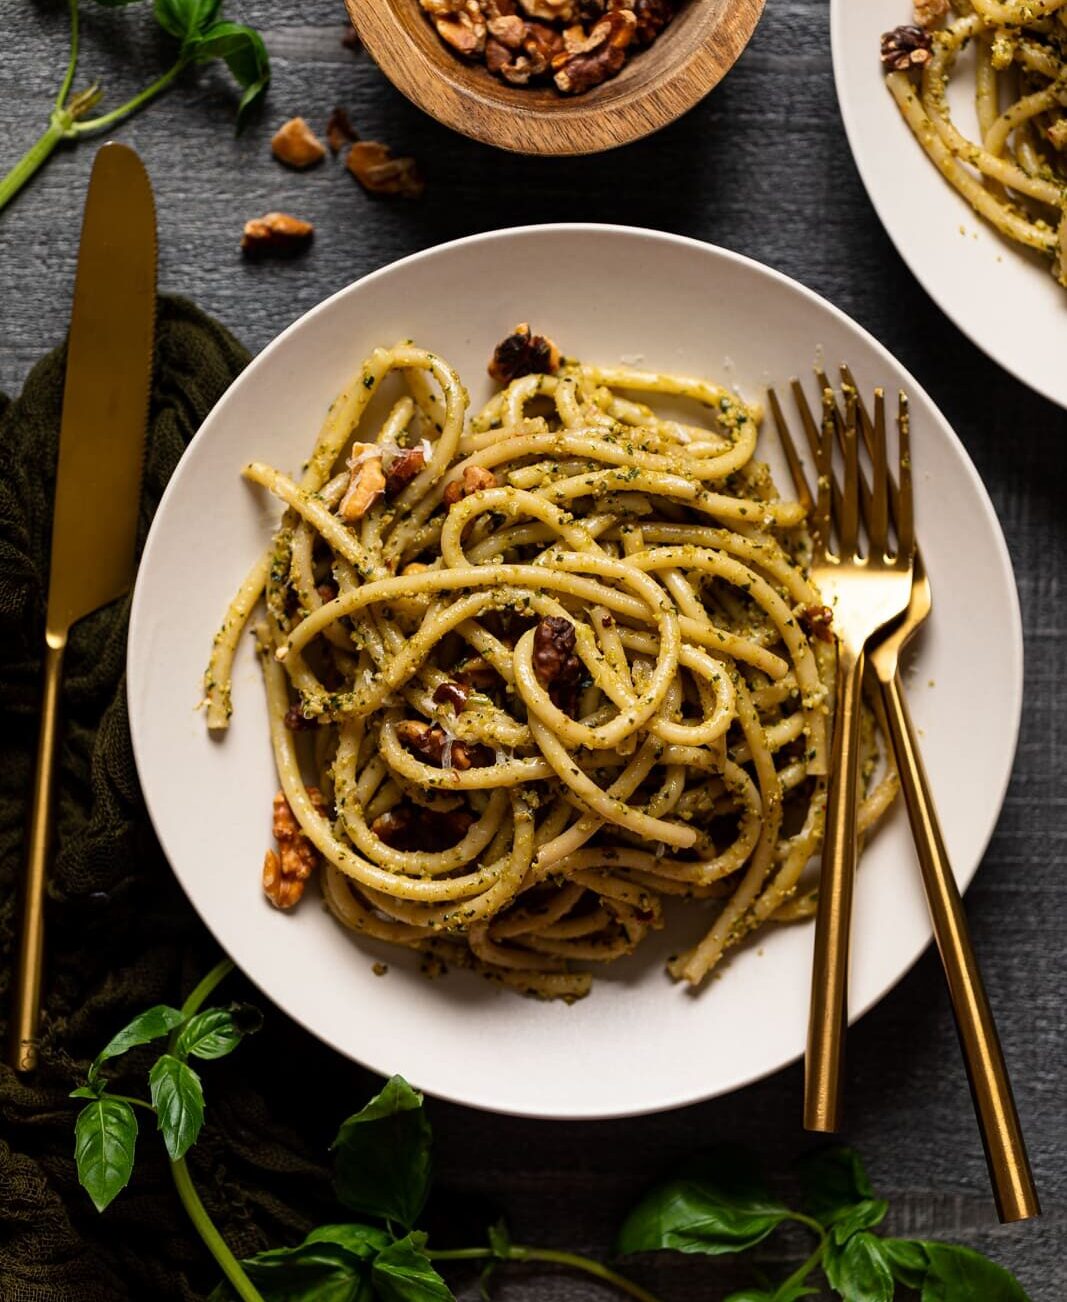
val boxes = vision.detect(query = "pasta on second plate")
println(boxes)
[205,334,896,1000]
[882,0,1067,286]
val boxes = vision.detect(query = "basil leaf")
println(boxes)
[74,1098,138,1211]
[154,0,219,39]
[372,1233,455,1302]
[616,1148,793,1256]
[799,1147,876,1228]
[175,1004,260,1060]
[89,1004,185,1078]
[331,1076,431,1230]
[304,1224,392,1260]
[919,1241,1030,1301]
[884,1238,929,1291]
[824,1231,895,1302]
[189,21,270,130]
[70,1083,104,1100]
[828,1198,889,1246]
[148,1054,205,1161]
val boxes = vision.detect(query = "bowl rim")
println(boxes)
[344,0,766,155]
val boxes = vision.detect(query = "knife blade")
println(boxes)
[11,141,156,1072]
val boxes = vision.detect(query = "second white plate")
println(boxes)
[128,225,1023,1119]
[832,0,1067,410]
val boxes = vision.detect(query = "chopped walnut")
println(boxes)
[433,680,472,711]
[880,25,932,71]
[284,703,320,731]
[346,141,425,198]
[240,212,314,259]
[403,561,432,576]
[420,0,487,54]
[532,615,583,713]
[385,446,427,496]
[630,0,674,45]
[443,464,498,506]
[489,323,561,384]
[271,117,326,168]
[488,13,526,45]
[912,0,948,26]
[553,8,635,92]
[326,106,358,154]
[263,788,327,909]
[396,720,495,769]
[799,603,835,644]
[339,446,386,520]
[341,27,361,51]
[372,803,474,850]
[520,0,577,18]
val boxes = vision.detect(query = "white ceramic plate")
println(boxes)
[128,225,1022,1119]
[832,0,1067,410]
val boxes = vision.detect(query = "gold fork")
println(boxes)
[769,381,915,1134]
[770,372,1039,1222]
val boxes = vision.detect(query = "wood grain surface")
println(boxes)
[344,0,765,155]
[1,0,1065,1298]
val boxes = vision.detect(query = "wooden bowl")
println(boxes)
[344,0,766,156]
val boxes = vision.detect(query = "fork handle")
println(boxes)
[879,669,1039,1222]
[805,644,864,1133]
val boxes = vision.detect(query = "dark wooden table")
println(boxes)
[3,1,1065,1298]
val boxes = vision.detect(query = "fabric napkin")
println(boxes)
[0,298,350,1300]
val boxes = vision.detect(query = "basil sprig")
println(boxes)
[618,1141,1031,1302]
[73,964,1033,1302]
[0,0,271,213]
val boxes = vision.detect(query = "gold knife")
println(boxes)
[11,142,156,1072]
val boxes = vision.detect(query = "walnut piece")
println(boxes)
[553,8,635,92]
[433,680,472,711]
[443,464,498,505]
[630,0,674,45]
[532,615,583,714]
[263,787,327,909]
[384,446,427,496]
[799,603,835,644]
[240,212,314,259]
[372,803,474,851]
[880,25,932,71]
[346,141,425,198]
[912,0,948,26]
[339,446,386,520]
[271,117,326,168]
[488,323,561,383]
[395,720,495,769]
[520,0,577,19]
[420,0,487,54]
[326,106,358,154]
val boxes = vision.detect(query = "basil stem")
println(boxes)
[165,960,265,1302]
[428,1244,666,1302]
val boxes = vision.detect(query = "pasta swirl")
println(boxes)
[207,340,897,998]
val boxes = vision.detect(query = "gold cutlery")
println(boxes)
[10,142,156,1073]
[770,373,1039,1222]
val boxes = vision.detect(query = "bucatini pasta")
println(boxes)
[881,0,1067,285]
[204,332,896,1000]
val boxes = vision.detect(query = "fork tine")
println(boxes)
[839,389,860,555]
[791,377,824,467]
[868,389,890,558]
[842,363,903,530]
[896,391,915,558]
[768,386,814,512]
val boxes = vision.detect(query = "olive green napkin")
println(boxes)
[0,297,355,1300]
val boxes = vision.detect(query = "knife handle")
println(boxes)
[11,635,66,1072]
[880,668,1039,1223]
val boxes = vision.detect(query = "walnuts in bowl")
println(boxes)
[419,0,678,94]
